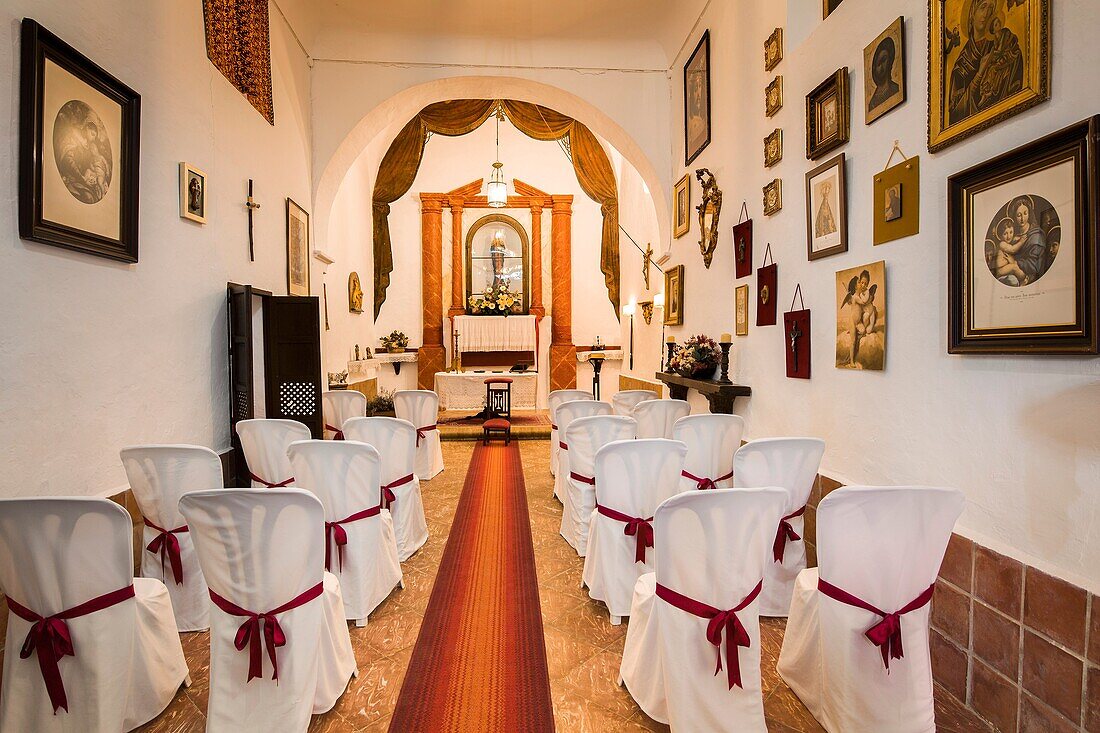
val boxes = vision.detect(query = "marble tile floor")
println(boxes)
[0,440,994,732]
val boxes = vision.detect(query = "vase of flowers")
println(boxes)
[468,281,521,316]
[669,334,721,380]
[380,330,408,354]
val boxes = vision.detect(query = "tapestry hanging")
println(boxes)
[203,0,274,125]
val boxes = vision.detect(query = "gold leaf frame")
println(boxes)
[695,169,723,269]
[663,265,685,326]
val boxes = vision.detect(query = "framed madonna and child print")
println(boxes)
[947,117,1098,355]
[929,0,1050,152]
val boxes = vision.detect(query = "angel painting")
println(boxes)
[836,261,886,370]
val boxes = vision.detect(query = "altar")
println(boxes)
[434,370,538,411]
[453,314,537,353]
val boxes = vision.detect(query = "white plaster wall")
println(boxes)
[665,0,1100,591]
[0,1,313,497]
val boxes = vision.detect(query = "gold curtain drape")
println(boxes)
[372,99,620,319]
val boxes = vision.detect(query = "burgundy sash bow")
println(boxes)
[569,471,596,485]
[817,578,935,671]
[143,517,188,585]
[7,584,136,713]
[209,582,324,683]
[415,424,437,447]
[325,506,381,571]
[324,424,344,440]
[772,506,806,563]
[681,469,734,491]
[249,471,294,488]
[596,504,653,563]
[656,580,762,690]
[380,473,414,510]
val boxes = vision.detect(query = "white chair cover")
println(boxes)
[621,488,787,730]
[733,438,826,616]
[235,419,310,488]
[120,445,223,632]
[611,389,659,416]
[673,414,745,493]
[394,390,444,480]
[548,389,592,477]
[553,399,613,503]
[342,417,429,561]
[179,489,357,730]
[778,486,965,733]
[322,391,366,440]
[633,399,691,439]
[582,439,687,620]
[559,415,637,556]
[287,440,403,623]
[0,498,188,732]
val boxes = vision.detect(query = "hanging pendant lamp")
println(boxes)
[486,107,508,208]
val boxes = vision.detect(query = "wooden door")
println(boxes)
[262,295,323,438]
[227,283,254,484]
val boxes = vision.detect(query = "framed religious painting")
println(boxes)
[824,0,845,19]
[664,265,685,326]
[764,129,783,168]
[684,31,711,166]
[735,285,750,335]
[806,69,849,160]
[806,154,848,260]
[929,0,1051,152]
[673,173,691,238]
[179,162,207,224]
[864,17,906,125]
[874,155,920,245]
[763,179,783,216]
[948,117,1099,354]
[765,76,783,118]
[286,197,311,296]
[18,19,141,262]
[836,260,887,370]
[764,28,783,72]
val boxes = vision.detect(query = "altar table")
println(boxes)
[435,371,538,411]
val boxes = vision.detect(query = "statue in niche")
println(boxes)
[348,271,364,313]
[490,231,509,290]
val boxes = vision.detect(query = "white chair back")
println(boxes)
[342,417,418,486]
[556,399,614,447]
[733,438,825,510]
[322,391,367,437]
[594,439,688,527]
[549,389,593,477]
[564,416,637,482]
[235,419,310,487]
[633,399,691,439]
[393,390,439,432]
[612,389,659,416]
[673,415,744,490]
[652,488,788,730]
[287,440,383,520]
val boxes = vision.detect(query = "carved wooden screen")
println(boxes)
[262,296,323,438]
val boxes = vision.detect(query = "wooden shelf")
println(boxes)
[655,372,751,414]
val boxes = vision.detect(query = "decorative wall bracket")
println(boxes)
[695,168,723,269]
[639,300,655,325]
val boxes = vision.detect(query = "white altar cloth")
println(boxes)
[454,315,537,353]
[434,371,538,411]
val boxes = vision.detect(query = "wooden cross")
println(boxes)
[246,179,261,262]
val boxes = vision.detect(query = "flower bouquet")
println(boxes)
[669,334,721,380]
[468,281,521,315]
[380,330,409,354]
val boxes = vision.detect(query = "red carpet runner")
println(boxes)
[388,442,554,732]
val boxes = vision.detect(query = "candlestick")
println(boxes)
[718,341,732,383]
[665,339,677,372]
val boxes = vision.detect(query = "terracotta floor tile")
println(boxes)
[543,625,606,679]
[763,684,827,732]
[551,680,635,733]
[561,650,645,721]
[140,688,206,733]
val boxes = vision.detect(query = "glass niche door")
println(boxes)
[464,214,530,315]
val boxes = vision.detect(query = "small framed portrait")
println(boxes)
[18,19,141,262]
[836,260,887,370]
[806,153,848,260]
[673,173,691,238]
[765,28,783,71]
[929,0,1051,153]
[824,0,845,19]
[948,117,1099,354]
[864,17,906,125]
[806,69,849,160]
[765,76,783,118]
[874,155,920,245]
[735,284,750,335]
[763,179,783,216]
[684,31,711,166]
[764,129,783,168]
[179,162,207,224]
[663,264,685,326]
[286,197,311,296]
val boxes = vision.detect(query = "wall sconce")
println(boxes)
[638,300,655,325]
[622,301,636,370]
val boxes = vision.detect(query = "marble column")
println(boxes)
[448,198,465,318]
[529,201,545,318]
[549,195,576,391]
[419,196,446,389]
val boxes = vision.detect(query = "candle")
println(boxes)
[720,333,732,342]
[666,336,676,343]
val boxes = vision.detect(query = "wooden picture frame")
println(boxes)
[18,19,141,262]
[735,284,750,335]
[806,69,849,160]
[824,0,844,19]
[763,179,783,216]
[286,197,311,296]
[765,76,783,118]
[764,129,783,168]
[664,264,685,326]
[684,31,711,166]
[864,17,906,125]
[874,156,920,245]
[673,173,691,238]
[929,0,1051,153]
[947,117,1098,354]
[765,28,783,71]
[806,154,848,260]
[179,162,207,224]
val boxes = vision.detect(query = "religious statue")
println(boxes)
[642,243,654,290]
[489,231,509,290]
[348,272,364,313]
[696,168,723,269]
